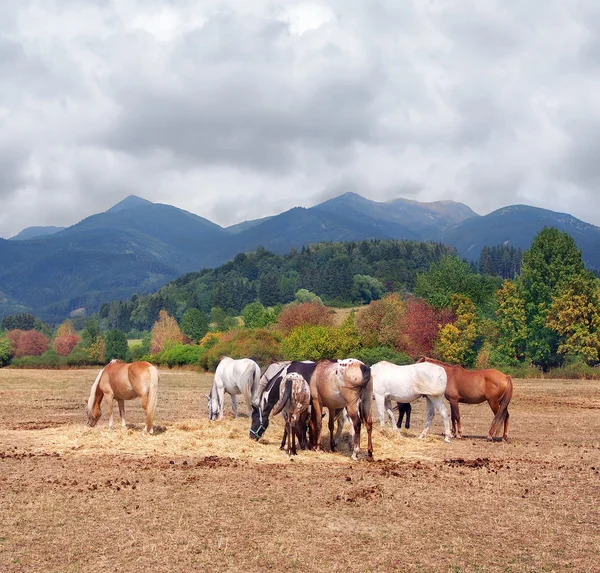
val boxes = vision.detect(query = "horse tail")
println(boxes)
[272,377,292,417]
[146,365,160,428]
[490,375,513,437]
[250,361,262,407]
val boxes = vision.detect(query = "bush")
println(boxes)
[356,294,404,348]
[200,329,283,371]
[353,346,412,366]
[276,301,334,332]
[280,324,360,362]
[11,350,63,369]
[151,344,206,368]
[199,332,222,349]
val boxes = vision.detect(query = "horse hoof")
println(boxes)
[351,453,359,461]
[367,452,374,462]
[444,437,451,443]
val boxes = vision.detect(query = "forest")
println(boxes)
[2,229,598,377]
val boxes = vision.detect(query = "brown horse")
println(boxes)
[309,359,373,461]
[417,357,513,441]
[85,359,159,433]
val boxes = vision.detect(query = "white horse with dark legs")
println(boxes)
[207,357,261,420]
[371,361,452,443]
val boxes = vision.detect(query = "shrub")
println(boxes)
[11,350,62,369]
[53,333,81,356]
[199,332,223,349]
[200,329,283,371]
[277,301,334,332]
[65,347,97,367]
[150,344,206,368]
[280,324,360,362]
[356,293,405,348]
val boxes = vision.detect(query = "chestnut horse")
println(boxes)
[309,359,373,461]
[417,357,513,441]
[85,359,159,433]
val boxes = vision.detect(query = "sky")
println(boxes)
[1,0,600,238]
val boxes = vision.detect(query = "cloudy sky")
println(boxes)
[1,0,599,238]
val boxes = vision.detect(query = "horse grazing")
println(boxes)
[250,361,317,442]
[207,357,261,420]
[396,402,412,429]
[309,359,373,461]
[417,357,513,441]
[85,359,159,433]
[372,361,451,442]
[271,372,311,456]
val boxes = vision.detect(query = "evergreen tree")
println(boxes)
[105,329,129,361]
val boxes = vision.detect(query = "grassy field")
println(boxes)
[0,368,599,572]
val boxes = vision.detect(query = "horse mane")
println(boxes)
[87,365,107,410]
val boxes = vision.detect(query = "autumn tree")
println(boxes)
[55,320,76,338]
[150,310,184,354]
[397,297,453,358]
[546,272,600,363]
[15,330,48,357]
[436,294,478,365]
[356,293,404,348]
[53,334,81,356]
[276,302,334,333]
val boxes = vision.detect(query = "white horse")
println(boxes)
[207,357,261,420]
[371,361,452,442]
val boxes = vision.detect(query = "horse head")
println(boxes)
[249,403,268,440]
[206,392,219,421]
[84,401,101,427]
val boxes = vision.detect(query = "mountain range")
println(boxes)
[2,192,600,322]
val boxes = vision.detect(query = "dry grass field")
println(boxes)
[0,368,599,573]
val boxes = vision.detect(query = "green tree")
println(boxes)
[105,329,129,361]
[351,274,385,304]
[1,313,35,331]
[495,279,528,361]
[546,272,600,363]
[0,337,11,366]
[414,255,500,315]
[521,227,585,368]
[81,319,101,347]
[180,308,209,342]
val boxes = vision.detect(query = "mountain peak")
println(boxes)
[106,195,154,213]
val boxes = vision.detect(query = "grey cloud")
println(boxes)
[1,0,600,238]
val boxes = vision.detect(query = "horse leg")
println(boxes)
[231,394,238,419]
[328,409,337,452]
[430,395,451,442]
[503,411,510,441]
[346,402,362,461]
[418,397,435,439]
[385,398,396,428]
[290,415,297,456]
[117,399,126,430]
[310,399,323,451]
[487,398,500,441]
[105,394,114,430]
[374,393,386,427]
[280,413,288,450]
[396,403,404,429]
[448,399,461,438]
[139,394,153,434]
[404,404,411,429]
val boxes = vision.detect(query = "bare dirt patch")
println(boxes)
[0,369,599,572]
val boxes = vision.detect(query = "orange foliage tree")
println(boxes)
[276,302,334,333]
[53,334,81,356]
[56,320,76,338]
[15,330,48,357]
[356,293,404,348]
[150,310,184,354]
[6,329,25,355]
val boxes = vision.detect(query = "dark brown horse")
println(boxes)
[417,357,513,441]
[309,359,373,461]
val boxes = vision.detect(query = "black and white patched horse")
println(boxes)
[250,361,317,444]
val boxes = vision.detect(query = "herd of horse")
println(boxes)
[85,356,513,460]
